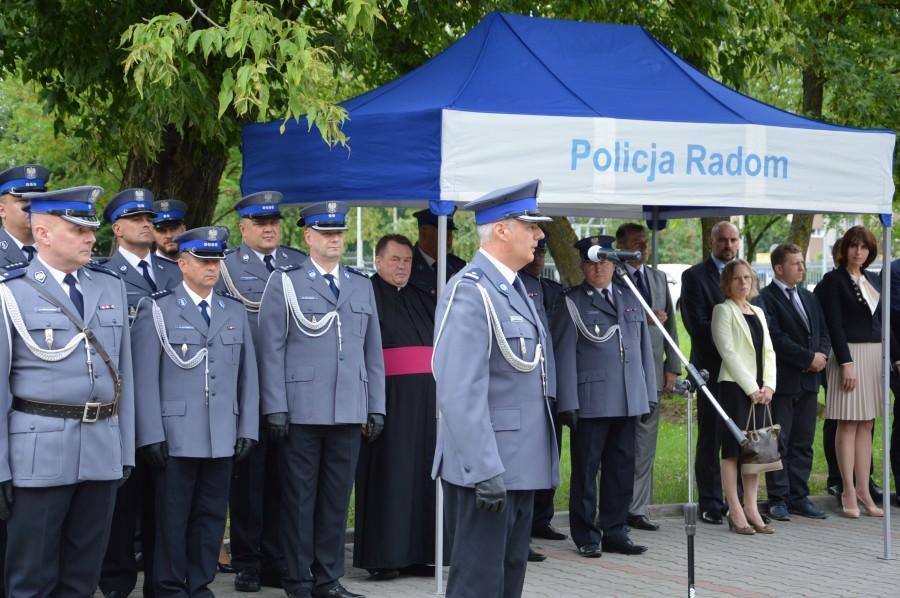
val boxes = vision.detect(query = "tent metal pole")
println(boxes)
[879,218,893,561]
[435,213,448,594]
[652,207,660,269]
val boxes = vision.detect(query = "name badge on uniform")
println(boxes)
[509,315,524,323]
[176,324,194,330]
[298,296,317,300]
[35,307,60,313]
[240,276,256,281]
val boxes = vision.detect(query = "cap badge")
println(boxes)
[34,270,46,283]
[135,189,144,200]
[327,202,337,213]
[264,192,272,201]
[160,200,170,211]
[91,188,101,200]
[208,228,218,241]
[25,167,36,179]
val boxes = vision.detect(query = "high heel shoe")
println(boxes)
[726,513,756,535]
[749,520,775,534]
[860,502,884,517]
[841,506,861,518]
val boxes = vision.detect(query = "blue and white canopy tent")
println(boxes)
[242,10,896,576]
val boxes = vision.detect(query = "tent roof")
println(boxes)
[241,12,894,215]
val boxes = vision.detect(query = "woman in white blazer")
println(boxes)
[711,259,777,535]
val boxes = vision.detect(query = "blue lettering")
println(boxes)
[725,146,743,175]
[745,154,761,176]
[686,144,706,175]
[708,152,724,176]
[632,150,648,174]
[593,148,612,171]
[659,151,675,174]
[570,139,591,170]
[765,155,788,178]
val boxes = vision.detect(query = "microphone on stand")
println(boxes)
[586,246,641,262]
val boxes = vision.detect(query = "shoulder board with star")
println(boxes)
[345,266,368,278]
[85,261,120,278]
[2,261,28,270]
[462,268,483,281]
[0,268,26,282]
[278,263,301,273]
[562,286,579,295]
[224,247,239,256]
[150,289,173,300]
[216,289,242,302]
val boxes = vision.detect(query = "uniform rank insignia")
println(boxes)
[217,299,225,309]
[242,254,250,262]
[119,265,128,272]
[586,290,594,296]
[227,325,236,330]
[498,282,508,292]
[157,263,164,270]
[0,241,6,250]
[98,304,116,310]
[307,271,316,279]
[343,271,350,280]
[177,297,187,307]
[34,270,46,283]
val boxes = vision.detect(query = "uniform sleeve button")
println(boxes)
[464,465,471,473]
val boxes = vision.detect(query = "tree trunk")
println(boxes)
[790,60,826,255]
[121,125,228,231]
[543,216,582,287]
[700,218,727,260]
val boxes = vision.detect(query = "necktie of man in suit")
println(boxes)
[786,287,810,330]
[138,259,158,292]
[22,246,35,263]
[323,273,340,299]
[198,299,211,326]
[602,288,615,310]
[63,273,84,319]
[633,268,652,305]
[264,254,275,273]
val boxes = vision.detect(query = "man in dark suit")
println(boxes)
[758,244,829,520]
[408,208,465,299]
[886,257,900,507]
[680,220,739,524]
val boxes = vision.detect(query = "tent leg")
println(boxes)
[879,218,894,561]
[651,207,660,269]
[435,214,448,593]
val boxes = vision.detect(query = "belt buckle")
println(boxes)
[82,402,102,423]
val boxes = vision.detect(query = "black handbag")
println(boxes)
[740,404,783,474]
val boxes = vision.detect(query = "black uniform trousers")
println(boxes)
[154,456,232,598]
[531,402,562,531]
[6,480,117,598]
[229,430,284,579]
[765,390,818,505]
[100,460,156,596]
[891,371,900,487]
[442,481,533,598]
[695,382,726,514]
[280,424,360,596]
[569,416,636,547]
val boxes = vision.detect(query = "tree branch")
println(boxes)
[187,0,223,28]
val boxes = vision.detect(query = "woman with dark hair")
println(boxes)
[711,259,777,534]
[816,225,900,517]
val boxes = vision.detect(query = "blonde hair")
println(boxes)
[720,259,758,300]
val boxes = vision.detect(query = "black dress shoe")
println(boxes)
[367,568,400,581]
[104,592,128,598]
[531,524,567,540]
[311,583,365,598]
[576,543,602,558]
[235,567,261,592]
[626,514,659,531]
[528,548,547,562]
[602,538,648,555]
[870,483,884,506]
[827,483,843,497]
[789,499,827,519]
[218,561,237,574]
[767,502,790,521]
[700,510,723,525]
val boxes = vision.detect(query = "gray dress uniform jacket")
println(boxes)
[258,257,385,425]
[0,259,135,486]
[0,229,32,267]
[431,251,559,491]
[132,285,259,457]
[553,282,657,418]
[105,251,182,315]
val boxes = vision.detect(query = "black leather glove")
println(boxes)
[559,410,578,432]
[267,412,289,443]
[641,402,658,424]
[365,413,385,443]
[118,465,133,487]
[141,441,169,469]
[474,474,507,512]
[0,481,13,521]
[234,437,257,462]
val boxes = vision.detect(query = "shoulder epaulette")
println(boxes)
[2,261,28,270]
[544,278,563,290]
[155,254,178,264]
[0,268,26,282]
[150,289,173,299]
[216,289,242,302]
[92,256,110,265]
[562,286,578,295]
[85,261,119,278]
[462,268,483,281]
[345,266,368,278]
[280,245,307,255]
[225,247,238,255]
[278,263,301,273]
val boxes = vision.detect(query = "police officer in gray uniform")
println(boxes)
[552,235,657,558]
[0,185,135,597]
[432,180,558,598]
[258,201,384,598]
[220,191,306,592]
[102,188,182,319]
[0,164,49,268]
[132,226,259,597]
[101,188,181,598]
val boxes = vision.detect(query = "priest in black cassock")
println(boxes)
[354,234,439,580]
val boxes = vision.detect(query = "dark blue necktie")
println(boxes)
[198,299,210,326]
[138,260,157,292]
[633,269,651,304]
[602,288,615,310]
[63,273,84,319]
[323,273,339,299]
[22,246,35,263]
[264,254,275,273]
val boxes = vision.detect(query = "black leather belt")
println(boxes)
[13,397,116,423]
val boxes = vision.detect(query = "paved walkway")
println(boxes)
[203,497,900,597]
